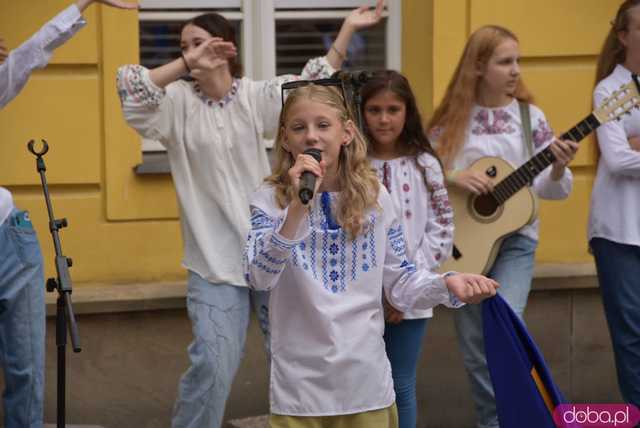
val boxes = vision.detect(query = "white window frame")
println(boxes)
[137,0,402,154]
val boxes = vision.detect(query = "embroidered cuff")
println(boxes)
[117,65,166,107]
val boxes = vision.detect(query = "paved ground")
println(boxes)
[227,415,269,428]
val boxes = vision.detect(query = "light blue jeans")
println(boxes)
[384,318,429,428]
[454,233,537,428]
[0,209,45,428]
[171,271,270,428]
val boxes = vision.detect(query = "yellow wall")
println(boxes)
[1,1,184,284]
[404,0,621,264]
[0,0,622,286]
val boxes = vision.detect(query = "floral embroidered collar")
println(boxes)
[192,78,240,108]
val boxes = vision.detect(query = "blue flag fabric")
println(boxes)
[482,294,567,428]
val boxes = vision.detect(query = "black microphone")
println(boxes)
[331,70,374,86]
[298,148,322,205]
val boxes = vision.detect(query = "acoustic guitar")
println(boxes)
[439,75,640,275]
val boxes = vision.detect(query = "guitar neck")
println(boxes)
[491,113,601,205]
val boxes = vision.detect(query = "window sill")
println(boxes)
[134,152,171,175]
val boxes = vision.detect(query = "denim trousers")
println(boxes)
[590,237,640,407]
[0,209,45,428]
[171,270,270,428]
[384,318,429,428]
[454,233,537,428]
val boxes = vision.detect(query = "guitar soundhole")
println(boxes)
[468,193,503,224]
[473,194,498,217]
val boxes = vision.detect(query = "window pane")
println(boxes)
[140,0,240,9]
[139,19,242,70]
[275,19,386,75]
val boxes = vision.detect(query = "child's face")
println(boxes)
[282,99,354,174]
[478,38,520,99]
[364,89,406,150]
[180,24,213,55]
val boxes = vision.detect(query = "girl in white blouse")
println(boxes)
[116,3,385,427]
[427,26,578,428]
[244,83,498,428]
[360,70,453,428]
[590,0,640,408]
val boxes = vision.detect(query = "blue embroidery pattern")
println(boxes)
[388,224,407,258]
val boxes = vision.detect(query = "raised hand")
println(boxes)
[75,0,139,12]
[0,38,7,64]
[287,152,326,204]
[345,0,385,32]
[445,273,499,305]
[185,38,237,78]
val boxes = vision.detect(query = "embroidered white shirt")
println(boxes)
[0,4,86,226]
[370,153,454,319]
[589,64,640,247]
[117,58,334,286]
[243,184,461,416]
[438,100,573,241]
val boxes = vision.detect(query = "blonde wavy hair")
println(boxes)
[427,25,533,168]
[266,84,380,239]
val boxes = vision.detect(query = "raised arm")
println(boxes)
[0,0,137,109]
[328,0,385,69]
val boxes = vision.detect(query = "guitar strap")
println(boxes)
[518,101,534,158]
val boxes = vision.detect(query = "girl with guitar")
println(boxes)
[590,0,640,408]
[427,25,578,428]
[360,70,454,428]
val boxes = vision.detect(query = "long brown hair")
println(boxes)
[267,84,380,239]
[427,25,533,168]
[595,0,640,85]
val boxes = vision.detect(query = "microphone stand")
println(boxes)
[27,139,82,428]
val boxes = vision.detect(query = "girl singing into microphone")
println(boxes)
[116,3,385,427]
[244,83,498,427]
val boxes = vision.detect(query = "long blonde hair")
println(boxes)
[267,84,380,239]
[596,0,640,85]
[427,25,533,168]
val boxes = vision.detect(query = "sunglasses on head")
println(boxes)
[280,78,350,111]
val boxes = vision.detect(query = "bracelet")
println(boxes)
[446,170,459,184]
[331,44,347,62]
[181,54,191,73]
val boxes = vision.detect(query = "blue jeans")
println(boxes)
[384,318,429,428]
[171,271,270,428]
[0,209,45,428]
[591,238,640,407]
[454,234,537,428]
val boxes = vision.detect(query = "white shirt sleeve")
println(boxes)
[415,154,454,269]
[0,5,85,108]
[243,189,310,291]
[380,190,462,312]
[594,87,640,178]
[249,56,336,140]
[116,64,181,147]
[529,105,573,199]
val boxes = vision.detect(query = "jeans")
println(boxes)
[454,234,537,428]
[0,209,45,428]
[383,318,429,428]
[172,271,270,428]
[590,238,640,407]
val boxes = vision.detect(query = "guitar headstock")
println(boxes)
[593,75,640,124]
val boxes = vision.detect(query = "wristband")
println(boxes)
[181,54,191,72]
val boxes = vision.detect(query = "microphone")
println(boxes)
[298,148,322,205]
[331,70,374,86]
